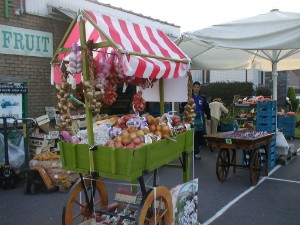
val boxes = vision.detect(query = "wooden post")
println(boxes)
[78,14,95,172]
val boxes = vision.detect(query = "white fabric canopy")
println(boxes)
[176,9,300,100]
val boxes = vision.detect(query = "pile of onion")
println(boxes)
[144,114,172,139]
[106,126,150,149]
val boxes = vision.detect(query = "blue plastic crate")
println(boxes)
[257,110,277,117]
[277,121,284,129]
[257,100,277,110]
[256,124,276,132]
[262,158,276,169]
[277,115,285,122]
[220,123,238,132]
[242,148,276,168]
[282,126,295,137]
[256,116,276,124]
[261,152,276,169]
[285,115,296,122]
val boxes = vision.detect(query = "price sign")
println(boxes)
[225,139,232,144]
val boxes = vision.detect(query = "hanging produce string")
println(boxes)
[55,61,74,132]
[183,70,196,127]
[82,40,102,114]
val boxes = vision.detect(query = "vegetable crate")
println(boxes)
[59,130,193,181]
[220,123,238,132]
[277,115,296,137]
[256,101,277,132]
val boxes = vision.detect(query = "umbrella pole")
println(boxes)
[272,50,278,101]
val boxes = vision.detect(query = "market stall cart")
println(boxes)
[205,130,274,185]
[50,9,194,224]
[60,129,193,224]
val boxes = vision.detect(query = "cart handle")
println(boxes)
[13,118,38,137]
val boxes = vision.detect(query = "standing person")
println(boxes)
[192,81,211,160]
[209,98,229,134]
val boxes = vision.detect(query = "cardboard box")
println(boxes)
[45,107,59,120]
[36,115,56,133]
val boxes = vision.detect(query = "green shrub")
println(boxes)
[202,81,254,106]
[287,87,297,100]
[291,99,299,112]
[255,85,272,97]
[287,87,298,112]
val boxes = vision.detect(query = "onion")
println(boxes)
[115,135,122,142]
[114,141,123,148]
[154,131,162,137]
[149,125,156,132]
[120,130,129,138]
[142,128,150,135]
[127,126,137,133]
[129,132,137,140]
[161,125,170,134]
[121,136,131,146]
[147,115,155,124]
[133,137,141,145]
[136,130,144,137]
[156,125,162,132]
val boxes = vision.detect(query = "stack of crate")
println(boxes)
[256,100,277,169]
[277,115,296,137]
[256,100,277,132]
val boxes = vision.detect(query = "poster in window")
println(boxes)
[0,93,22,124]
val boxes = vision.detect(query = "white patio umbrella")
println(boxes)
[176,9,300,100]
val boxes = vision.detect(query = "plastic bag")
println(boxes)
[0,132,25,168]
[194,111,204,131]
[276,131,289,149]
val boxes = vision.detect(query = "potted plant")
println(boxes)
[219,113,239,131]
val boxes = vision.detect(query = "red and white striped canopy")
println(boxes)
[53,9,190,83]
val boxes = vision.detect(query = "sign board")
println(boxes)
[170,178,198,224]
[0,83,26,124]
[0,25,53,58]
[142,76,188,102]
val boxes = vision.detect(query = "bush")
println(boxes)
[287,87,297,100]
[291,99,299,112]
[201,81,254,106]
[255,85,272,97]
[287,87,299,112]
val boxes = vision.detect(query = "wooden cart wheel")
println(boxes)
[137,186,173,225]
[62,176,108,225]
[216,148,230,182]
[249,150,262,185]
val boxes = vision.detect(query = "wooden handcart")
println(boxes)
[205,131,274,185]
[60,129,193,225]
[49,8,192,224]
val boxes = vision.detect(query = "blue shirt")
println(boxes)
[192,94,205,112]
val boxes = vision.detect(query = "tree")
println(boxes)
[287,87,299,112]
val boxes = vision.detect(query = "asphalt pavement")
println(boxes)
[0,139,300,225]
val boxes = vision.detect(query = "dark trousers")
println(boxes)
[194,130,206,155]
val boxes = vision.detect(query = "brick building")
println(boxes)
[0,1,69,117]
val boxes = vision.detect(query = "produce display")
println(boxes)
[60,113,190,149]
[222,129,268,139]
[30,151,79,190]
[235,96,271,105]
